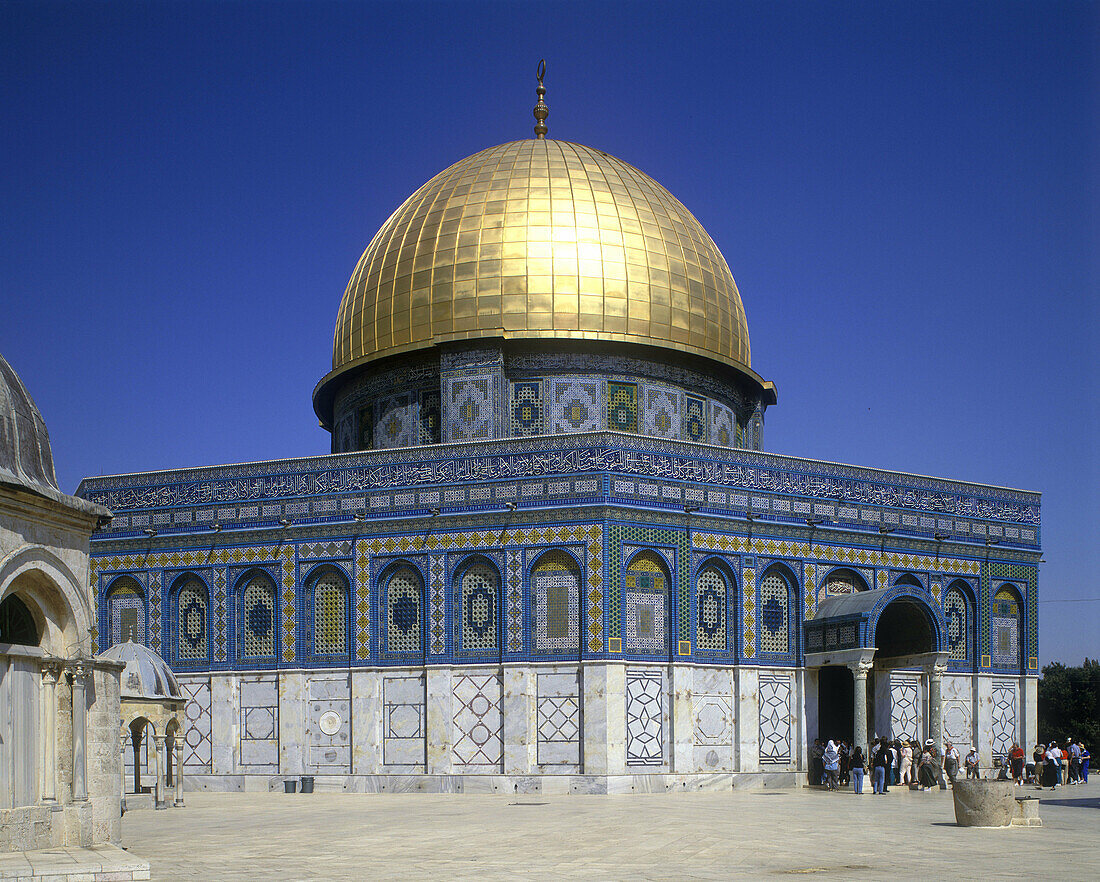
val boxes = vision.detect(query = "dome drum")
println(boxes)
[327,338,773,453]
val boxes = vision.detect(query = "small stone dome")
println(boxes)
[99,640,182,701]
[0,351,58,494]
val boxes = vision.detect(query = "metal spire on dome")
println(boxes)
[533,59,548,139]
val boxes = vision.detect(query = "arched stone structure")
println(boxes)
[805,586,948,757]
[1,351,123,852]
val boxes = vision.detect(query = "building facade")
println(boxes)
[77,127,1040,794]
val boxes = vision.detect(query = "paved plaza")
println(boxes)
[119,783,1100,881]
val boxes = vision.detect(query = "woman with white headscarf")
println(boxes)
[823,740,841,791]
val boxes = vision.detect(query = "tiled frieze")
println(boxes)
[81,433,1041,551]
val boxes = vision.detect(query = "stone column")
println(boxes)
[849,659,873,758]
[174,733,185,807]
[153,734,167,809]
[927,661,945,751]
[40,665,58,804]
[71,663,88,801]
[120,730,130,806]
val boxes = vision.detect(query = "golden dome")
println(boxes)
[328,140,751,374]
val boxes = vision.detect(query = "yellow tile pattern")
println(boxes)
[692,533,980,577]
[742,566,756,658]
[330,140,750,376]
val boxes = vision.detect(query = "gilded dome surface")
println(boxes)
[327,139,750,382]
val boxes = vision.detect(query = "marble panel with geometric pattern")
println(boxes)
[991,680,1018,760]
[452,673,503,770]
[383,675,426,768]
[889,672,921,741]
[625,669,663,766]
[239,676,279,769]
[536,671,580,766]
[179,678,212,771]
[758,670,792,764]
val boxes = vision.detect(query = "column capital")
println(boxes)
[849,658,875,678]
[40,665,60,685]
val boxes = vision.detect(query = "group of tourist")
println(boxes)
[810,736,986,794]
[812,736,1091,794]
[1030,740,1090,789]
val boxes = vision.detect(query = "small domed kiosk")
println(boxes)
[100,640,186,810]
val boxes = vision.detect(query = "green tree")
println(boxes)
[1037,659,1100,748]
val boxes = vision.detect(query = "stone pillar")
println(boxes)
[849,659,873,758]
[670,664,693,773]
[153,734,167,809]
[425,667,453,775]
[71,663,88,801]
[120,730,130,805]
[174,734,185,807]
[736,667,760,773]
[503,666,534,775]
[927,661,945,751]
[40,665,58,804]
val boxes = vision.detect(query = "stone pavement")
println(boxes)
[0,843,149,881]
[121,782,1100,881]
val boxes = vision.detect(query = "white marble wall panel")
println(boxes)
[351,670,382,774]
[179,677,212,771]
[738,667,760,772]
[758,669,793,765]
[625,668,664,767]
[692,667,734,772]
[239,675,278,770]
[307,674,351,771]
[210,675,237,774]
[941,674,975,752]
[537,671,580,766]
[503,667,534,774]
[383,674,425,769]
[452,672,502,771]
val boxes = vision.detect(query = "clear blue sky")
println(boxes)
[2,1,1096,664]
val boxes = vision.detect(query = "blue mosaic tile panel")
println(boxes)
[944,585,971,663]
[459,562,498,651]
[418,389,441,444]
[642,385,680,439]
[623,552,668,655]
[312,570,348,655]
[531,551,580,653]
[548,378,603,433]
[711,401,736,447]
[429,555,446,654]
[510,380,543,437]
[695,567,727,651]
[447,376,493,441]
[148,571,162,652]
[213,568,227,662]
[684,395,706,443]
[607,382,638,432]
[241,575,276,658]
[376,393,417,448]
[177,579,208,660]
[506,551,523,652]
[107,579,145,646]
[758,571,789,654]
[386,567,423,654]
[991,586,1020,669]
